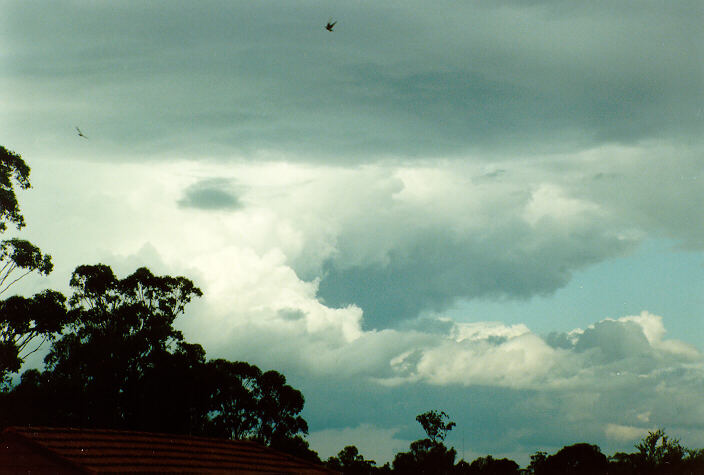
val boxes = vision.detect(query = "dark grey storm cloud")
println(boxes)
[177,178,241,210]
[3,1,702,162]
[318,226,635,329]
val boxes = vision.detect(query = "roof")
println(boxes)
[1,426,337,474]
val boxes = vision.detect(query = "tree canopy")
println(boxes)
[0,146,56,384]
[0,290,68,379]
[457,455,520,475]
[392,410,457,474]
[322,412,704,475]
[416,410,456,444]
[326,445,381,474]
[0,263,312,460]
[0,146,31,233]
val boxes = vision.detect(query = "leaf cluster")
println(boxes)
[416,410,456,443]
[0,146,31,233]
[0,290,69,377]
[0,147,56,382]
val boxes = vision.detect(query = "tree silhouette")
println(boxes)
[0,263,312,460]
[0,146,56,384]
[392,410,457,474]
[539,443,608,474]
[520,431,704,475]
[457,455,520,474]
[7,264,203,429]
[416,410,456,444]
[608,429,704,474]
[326,445,379,474]
[204,358,309,447]
[0,290,68,382]
[635,429,686,471]
[0,146,31,233]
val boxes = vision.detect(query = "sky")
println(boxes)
[2,0,704,466]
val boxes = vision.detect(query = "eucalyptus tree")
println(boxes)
[2,263,313,460]
[0,146,57,384]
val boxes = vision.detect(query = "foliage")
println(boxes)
[525,451,548,474]
[204,358,308,445]
[23,265,202,428]
[0,264,311,459]
[608,429,704,475]
[635,429,686,471]
[0,147,57,383]
[533,443,608,474]
[326,445,379,474]
[392,410,457,474]
[0,146,31,233]
[345,420,704,475]
[270,434,322,463]
[393,438,457,474]
[521,431,704,475]
[456,455,520,474]
[0,290,69,383]
[0,239,53,295]
[416,410,456,444]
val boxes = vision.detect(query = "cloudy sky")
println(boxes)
[2,0,703,465]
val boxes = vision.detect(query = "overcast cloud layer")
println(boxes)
[3,1,702,161]
[2,0,703,466]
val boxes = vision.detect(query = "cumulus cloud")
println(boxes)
[7,155,704,464]
[605,424,650,443]
[197,280,704,461]
[14,149,701,334]
[309,162,637,328]
[385,331,557,388]
[374,312,701,390]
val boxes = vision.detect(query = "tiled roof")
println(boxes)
[2,426,337,474]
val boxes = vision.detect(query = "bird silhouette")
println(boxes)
[325,18,337,32]
[76,127,88,139]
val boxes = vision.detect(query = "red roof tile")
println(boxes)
[2,426,337,474]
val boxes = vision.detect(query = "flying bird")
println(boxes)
[75,126,88,139]
[325,18,337,32]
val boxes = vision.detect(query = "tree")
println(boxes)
[0,146,56,383]
[634,429,686,472]
[392,410,457,474]
[393,438,457,474]
[459,455,520,475]
[1,263,205,429]
[416,410,456,444]
[607,429,703,475]
[537,443,608,475]
[682,448,704,474]
[0,146,32,233]
[204,358,309,447]
[204,359,262,440]
[269,434,322,463]
[326,445,378,474]
[128,341,212,435]
[0,239,53,295]
[256,369,309,445]
[1,264,313,460]
[0,290,68,384]
[525,451,548,475]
